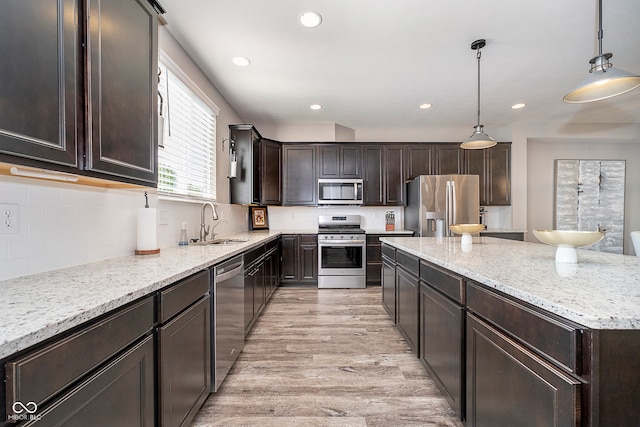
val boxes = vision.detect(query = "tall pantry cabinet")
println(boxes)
[0,0,162,186]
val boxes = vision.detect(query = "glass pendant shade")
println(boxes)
[461,125,496,149]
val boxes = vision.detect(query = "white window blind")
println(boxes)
[157,52,219,201]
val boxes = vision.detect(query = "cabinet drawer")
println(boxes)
[381,244,396,260]
[6,296,154,409]
[16,335,155,426]
[396,250,419,276]
[466,281,582,373]
[159,270,209,323]
[265,238,278,252]
[420,260,465,304]
[244,244,265,266]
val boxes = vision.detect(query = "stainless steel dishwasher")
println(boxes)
[212,254,244,392]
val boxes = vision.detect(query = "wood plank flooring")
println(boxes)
[191,286,464,427]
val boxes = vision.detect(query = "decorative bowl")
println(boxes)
[532,230,605,263]
[449,224,486,235]
[450,224,485,245]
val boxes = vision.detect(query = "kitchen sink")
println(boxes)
[193,238,249,246]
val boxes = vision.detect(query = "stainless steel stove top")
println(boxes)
[318,215,364,235]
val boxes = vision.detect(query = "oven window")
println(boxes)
[320,245,363,269]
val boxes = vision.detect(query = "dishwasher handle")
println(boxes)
[216,261,244,282]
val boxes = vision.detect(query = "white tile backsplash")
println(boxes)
[0,174,248,281]
[0,171,515,281]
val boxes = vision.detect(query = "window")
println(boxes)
[157,51,219,200]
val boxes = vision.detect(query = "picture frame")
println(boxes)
[248,205,269,230]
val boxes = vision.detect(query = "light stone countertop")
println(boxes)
[380,236,640,330]
[0,230,281,360]
[481,228,528,233]
[366,229,415,235]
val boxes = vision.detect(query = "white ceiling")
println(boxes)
[158,0,640,139]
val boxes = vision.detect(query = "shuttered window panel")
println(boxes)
[157,52,219,201]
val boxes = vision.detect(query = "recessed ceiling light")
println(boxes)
[310,104,322,110]
[419,103,433,109]
[232,56,251,67]
[300,12,322,28]
[511,103,526,109]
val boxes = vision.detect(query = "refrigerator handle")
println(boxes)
[445,181,451,236]
[450,180,457,228]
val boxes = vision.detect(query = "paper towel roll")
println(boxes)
[137,208,157,251]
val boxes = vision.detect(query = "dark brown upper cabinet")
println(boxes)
[318,144,362,178]
[282,145,317,206]
[406,144,435,180]
[261,138,283,205]
[363,145,405,206]
[84,0,159,185]
[229,125,282,205]
[435,144,465,174]
[0,0,160,186]
[0,0,81,169]
[463,142,511,206]
[486,143,511,205]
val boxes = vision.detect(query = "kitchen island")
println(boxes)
[380,236,640,426]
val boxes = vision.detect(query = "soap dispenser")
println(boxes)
[179,222,189,246]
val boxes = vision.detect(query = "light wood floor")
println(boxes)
[191,286,464,427]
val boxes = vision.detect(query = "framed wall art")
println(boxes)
[248,205,269,230]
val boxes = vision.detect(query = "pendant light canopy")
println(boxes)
[564,0,640,103]
[461,39,496,150]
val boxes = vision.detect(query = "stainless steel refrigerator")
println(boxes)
[405,175,480,237]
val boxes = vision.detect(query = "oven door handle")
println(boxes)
[319,239,366,245]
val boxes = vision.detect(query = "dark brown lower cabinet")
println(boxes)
[395,251,419,355]
[280,234,317,284]
[19,335,155,427]
[367,233,413,287]
[264,240,281,299]
[158,297,211,427]
[419,283,464,420]
[381,245,397,322]
[158,270,211,427]
[244,247,266,336]
[466,313,581,427]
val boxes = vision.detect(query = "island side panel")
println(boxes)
[589,330,640,426]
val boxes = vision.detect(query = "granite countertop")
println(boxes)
[481,228,528,233]
[366,229,414,235]
[0,230,281,360]
[380,236,640,330]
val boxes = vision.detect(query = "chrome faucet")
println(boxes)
[200,202,219,242]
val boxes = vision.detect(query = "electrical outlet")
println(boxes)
[158,209,169,226]
[1,204,19,234]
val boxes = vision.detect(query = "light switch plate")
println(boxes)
[1,204,19,234]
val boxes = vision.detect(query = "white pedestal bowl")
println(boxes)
[450,224,485,246]
[532,230,605,264]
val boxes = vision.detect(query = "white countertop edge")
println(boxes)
[0,230,281,360]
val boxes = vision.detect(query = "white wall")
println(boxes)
[268,205,404,232]
[526,137,640,254]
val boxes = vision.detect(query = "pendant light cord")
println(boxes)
[597,0,603,56]
[476,48,482,127]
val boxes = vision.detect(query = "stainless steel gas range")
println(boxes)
[317,215,366,289]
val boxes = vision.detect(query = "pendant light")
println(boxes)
[563,0,640,103]
[461,39,496,150]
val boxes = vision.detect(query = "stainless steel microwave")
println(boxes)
[318,179,363,205]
